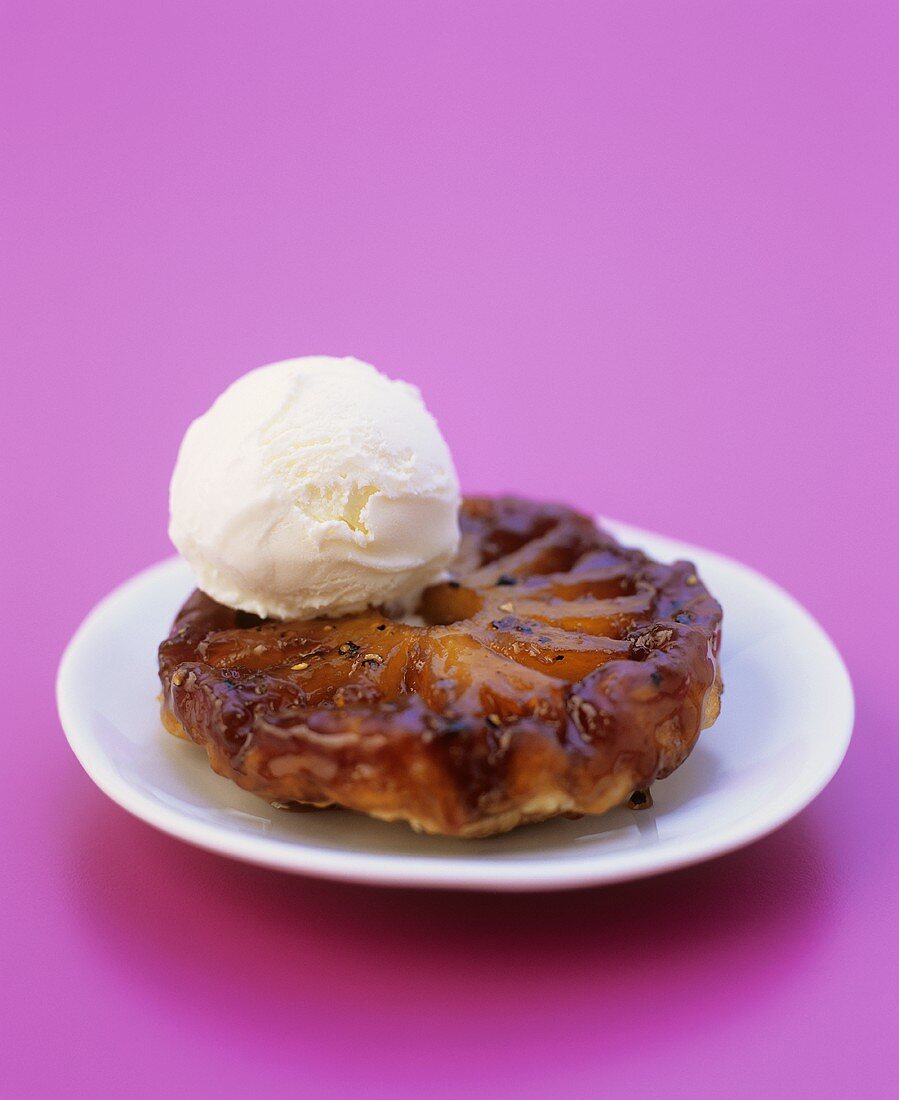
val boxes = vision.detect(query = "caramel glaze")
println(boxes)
[159,497,723,837]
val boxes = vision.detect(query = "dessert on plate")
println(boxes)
[159,357,722,837]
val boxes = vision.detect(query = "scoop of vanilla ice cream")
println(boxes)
[169,356,460,620]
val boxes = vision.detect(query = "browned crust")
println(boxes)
[158,497,723,837]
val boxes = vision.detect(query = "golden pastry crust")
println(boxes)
[159,497,722,837]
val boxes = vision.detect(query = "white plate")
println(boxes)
[57,522,853,891]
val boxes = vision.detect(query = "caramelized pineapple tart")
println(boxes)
[160,497,722,837]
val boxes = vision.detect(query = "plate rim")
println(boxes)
[56,521,855,891]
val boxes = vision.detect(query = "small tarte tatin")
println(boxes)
[159,497,722,837]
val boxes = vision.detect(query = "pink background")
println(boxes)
[3,2,897,1096]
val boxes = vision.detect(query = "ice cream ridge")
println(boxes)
[169,356,461,619]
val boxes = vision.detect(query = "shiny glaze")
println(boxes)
[159,497,723,837]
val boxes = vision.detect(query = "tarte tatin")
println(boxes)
[159,497,722,837]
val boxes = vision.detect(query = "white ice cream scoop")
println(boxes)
[169,356,460,620]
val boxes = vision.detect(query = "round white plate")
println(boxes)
[57,521,853,891]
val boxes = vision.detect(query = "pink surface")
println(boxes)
[3,2,897,1096]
